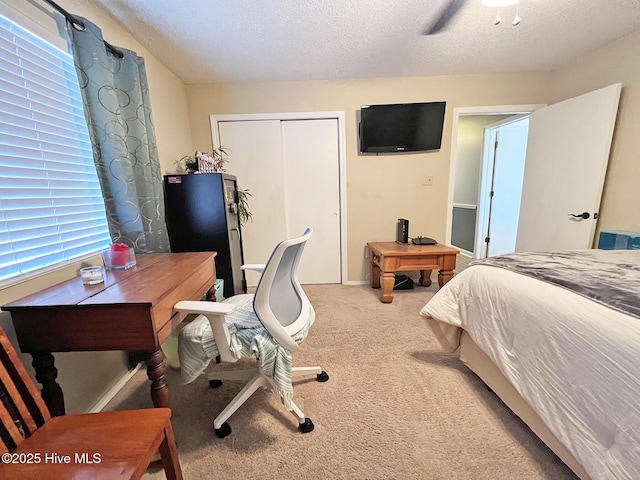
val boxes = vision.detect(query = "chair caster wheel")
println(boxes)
[209,379,223,389]
[215,422,232,438]
[299,418,314,433]
[317,371,329,382]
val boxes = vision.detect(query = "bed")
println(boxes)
[420,249,640,480]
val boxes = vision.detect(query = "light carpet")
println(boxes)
[105,283,577,480]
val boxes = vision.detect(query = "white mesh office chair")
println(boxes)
[174,228,328,438]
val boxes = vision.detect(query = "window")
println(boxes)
[0,14,110,285]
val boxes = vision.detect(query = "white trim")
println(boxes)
[452,203,477,210]
[344,280,369,285]
[89,363,142,413]
[446,104,546,250]
[210,111,348,284]
[475,126,495,257]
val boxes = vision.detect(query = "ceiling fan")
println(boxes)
[422,0,521,35]
[422,0,468,35]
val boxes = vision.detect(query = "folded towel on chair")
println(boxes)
[178,294,309,410]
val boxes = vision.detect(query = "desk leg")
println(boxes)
[380,272,395,303]
[31,352,65,416]
[146,349,172,470]
[146,348,169,408]
[419,270,433,287]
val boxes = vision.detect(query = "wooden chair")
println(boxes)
[0,326,183,479]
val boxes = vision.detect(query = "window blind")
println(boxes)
[0,14,110,284]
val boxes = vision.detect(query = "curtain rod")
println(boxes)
[42,0,124,59]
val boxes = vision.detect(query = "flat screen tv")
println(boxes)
[359,101,446,153]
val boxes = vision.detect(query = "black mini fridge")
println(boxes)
[163,173,246,298]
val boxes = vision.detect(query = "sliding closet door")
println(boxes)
[281,119,340,284]
[218,120,287,286]
[218,118,342,286]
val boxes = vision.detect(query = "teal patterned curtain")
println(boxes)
[68,18,169,253]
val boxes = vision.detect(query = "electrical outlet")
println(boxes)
[421,175,434,186]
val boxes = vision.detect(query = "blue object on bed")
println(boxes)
[598,230,640,250]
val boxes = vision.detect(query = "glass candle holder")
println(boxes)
[102,244,136,270]
[80,266,104,285]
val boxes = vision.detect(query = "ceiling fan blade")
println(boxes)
[422,0,468,35]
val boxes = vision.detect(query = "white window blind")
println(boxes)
[0,14,110,284]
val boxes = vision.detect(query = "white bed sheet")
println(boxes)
[420,265,640,480]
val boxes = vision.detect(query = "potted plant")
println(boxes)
[237,188,252,226]
[174,147,229,174]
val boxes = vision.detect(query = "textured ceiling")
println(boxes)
[89,0,640,84]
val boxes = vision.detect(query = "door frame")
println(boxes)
[446,105,545,256]
[210,111,348,284]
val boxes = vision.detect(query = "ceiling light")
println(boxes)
[482,0,521,26]
[481,0,518,6]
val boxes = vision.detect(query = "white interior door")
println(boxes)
[218,117,342,286]
[516,84,621,252]
[482,117,529,257]
[281,119,341,284]
[218,120,287,286]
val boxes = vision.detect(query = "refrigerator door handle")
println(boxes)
[231,228,240,240]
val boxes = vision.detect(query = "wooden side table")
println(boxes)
[367,242,459,303]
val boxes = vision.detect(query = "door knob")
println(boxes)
[568,212,590,220]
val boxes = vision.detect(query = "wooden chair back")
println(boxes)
[0,328,50,454]
[0,327,183,479]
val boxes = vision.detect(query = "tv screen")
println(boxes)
[359,101,446,153]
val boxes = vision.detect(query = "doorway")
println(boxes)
[477,115,530,258]
[448,85,621,261]
[446,105,543,263]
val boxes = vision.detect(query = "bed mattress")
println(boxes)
[420,265,640,480]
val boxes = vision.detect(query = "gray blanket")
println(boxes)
[472,249,640,319]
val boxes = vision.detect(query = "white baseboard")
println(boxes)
[88,363,143,413]
[343,280,369,285]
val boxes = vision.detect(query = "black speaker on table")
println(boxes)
[396,218,409,244]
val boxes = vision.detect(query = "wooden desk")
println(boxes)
[367,242,459,303]
[2,252,216,416]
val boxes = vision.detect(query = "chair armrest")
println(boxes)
[174,300,236,316]
[241,263,266,273]
[174,300,237,362]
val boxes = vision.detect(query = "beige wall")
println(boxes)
[0,0,193,413]
[550,29,640,239]
[186,73,551,281]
